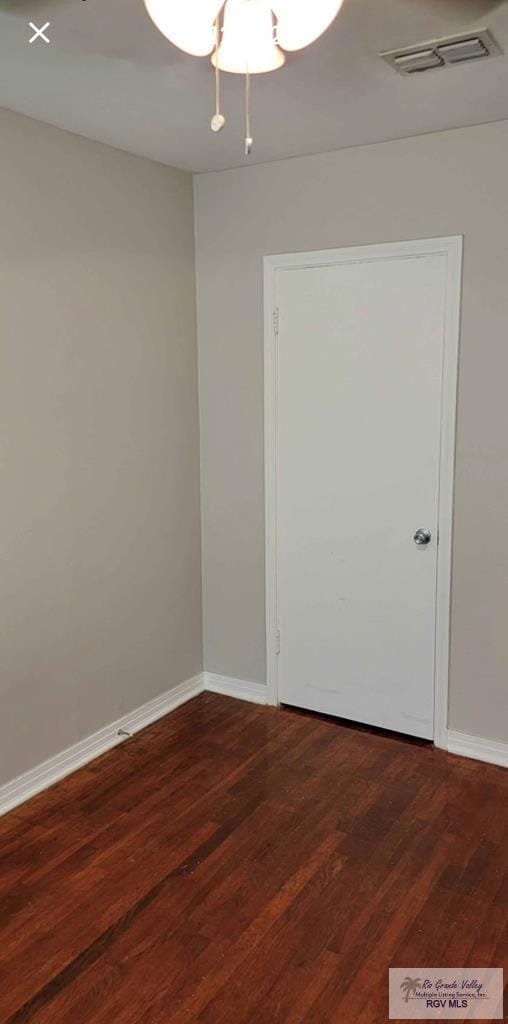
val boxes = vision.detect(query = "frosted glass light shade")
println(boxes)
[144,0,223,57]
[212,0,285,74]
[273,0,345,52]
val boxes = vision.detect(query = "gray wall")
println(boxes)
[0,108,202,786]
[194,119,508,745]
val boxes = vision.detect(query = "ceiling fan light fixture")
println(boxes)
[143,0,223,57]
[212,0,285,74]
[272,0,345,52]
[143,0,347,155]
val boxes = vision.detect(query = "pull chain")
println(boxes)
[245,67,253,156]
[210,16,225,133]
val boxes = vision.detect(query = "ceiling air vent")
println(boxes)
[381,28,502,75]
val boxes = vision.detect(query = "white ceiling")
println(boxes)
[1,0,508,173]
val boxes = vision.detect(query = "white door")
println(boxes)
[272,242,459,740]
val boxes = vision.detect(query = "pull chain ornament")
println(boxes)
[210,16,226,132]
[244,68,253,155]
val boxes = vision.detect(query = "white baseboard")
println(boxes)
[0,673,205,818]
[7,675,504,819]
[205,672,268,705]
[447,729,508,769]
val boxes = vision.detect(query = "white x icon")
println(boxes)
[29,21,50,43]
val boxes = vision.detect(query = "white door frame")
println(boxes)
[263,236,463,748]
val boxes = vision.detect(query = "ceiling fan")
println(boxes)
[3,0,505,147]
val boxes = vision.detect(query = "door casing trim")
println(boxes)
[263,236,463,747]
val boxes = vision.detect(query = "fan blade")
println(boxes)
[273,0,345,52]
[144,0,223,57]
[0,0,65,7]
[404,0,506,18]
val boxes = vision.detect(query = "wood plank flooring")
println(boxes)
[0,692,506,1023]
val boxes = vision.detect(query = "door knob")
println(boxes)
[414,528,432,546]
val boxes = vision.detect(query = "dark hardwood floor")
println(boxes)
[0,692,506,1023]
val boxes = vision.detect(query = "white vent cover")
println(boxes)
[381,28,502,75]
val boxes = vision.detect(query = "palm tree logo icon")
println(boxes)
[400,977,421,1003]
